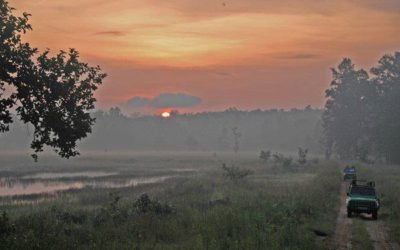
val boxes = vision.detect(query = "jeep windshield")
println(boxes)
[351,186,376,196]
[344,168,356,173]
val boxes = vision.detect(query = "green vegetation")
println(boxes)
[0,155,340,250]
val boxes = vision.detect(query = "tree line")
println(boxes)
[323,52,400,164]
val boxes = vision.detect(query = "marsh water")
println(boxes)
[0,171,173,198]
[21,171,118,179]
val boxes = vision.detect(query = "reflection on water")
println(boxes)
[22,171,119,179]
[171,168,198,172]
[0,176,172,197]
[0,180,84,196]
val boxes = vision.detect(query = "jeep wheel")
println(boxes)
[372,211,378,220]
[347,209,352,218]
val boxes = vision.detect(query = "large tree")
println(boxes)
[371,52,400,164]
[323,52,400,164]
[323,58,377,161]
[0,0,106,160]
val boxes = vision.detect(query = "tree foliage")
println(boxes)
[323,52,400,164]
[371,52,400,164]
[0,0,106,160]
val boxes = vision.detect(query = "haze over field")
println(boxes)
[0,108,322,153]
[9,0,400,114]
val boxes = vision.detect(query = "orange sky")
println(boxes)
[9,0,400,114]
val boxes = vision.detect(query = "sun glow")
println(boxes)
[161,111,171,118]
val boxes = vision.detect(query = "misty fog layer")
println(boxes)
[0,108,322,154]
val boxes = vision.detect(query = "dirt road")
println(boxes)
[365,220,400,250]
[333,181,400,250]
[333,181,353,249]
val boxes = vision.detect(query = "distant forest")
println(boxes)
[0,107,323,154]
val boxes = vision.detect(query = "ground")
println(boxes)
[0,153,399,249]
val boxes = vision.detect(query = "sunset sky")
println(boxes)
[10,0,400,114]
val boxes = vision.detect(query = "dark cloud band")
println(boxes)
[127,93,202,109]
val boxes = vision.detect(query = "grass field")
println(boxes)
[0,153,341,249]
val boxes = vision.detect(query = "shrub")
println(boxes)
[298,147,308,165]
[133,194,176,215]
[259,150,271,162]
[222,163,252,181]
[0,211,14,242]
[272,153,294,168]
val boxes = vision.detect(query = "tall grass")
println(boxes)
[0,158,340,249]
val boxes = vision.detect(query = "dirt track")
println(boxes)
[365,219,400,250]
[333,181,353,249]
[333,181,400,250]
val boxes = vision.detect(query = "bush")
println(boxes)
[259,150,271,162]
[0,211,14,244]
[133,194,176,215]
[272,153,294,168]
[222,163,252,181]
[298,147,308,165]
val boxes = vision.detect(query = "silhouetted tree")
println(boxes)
[0,1,106,160]
[322,58,376,161]
[109,107,123,118]
[322,52,400,164]
[371,52,400,164]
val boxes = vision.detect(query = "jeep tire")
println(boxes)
[372,211,378,220]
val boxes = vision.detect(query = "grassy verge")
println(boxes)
[0,157,341,249]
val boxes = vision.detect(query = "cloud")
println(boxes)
[126,97,151,108]
[214,71,232,76]
[126,93,202,109]
[94,31,125,36]
[274,53,320,60]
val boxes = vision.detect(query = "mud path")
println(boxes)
[333,181,353,249]
[365,219,400,250]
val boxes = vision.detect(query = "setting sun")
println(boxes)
[161,111,171,118]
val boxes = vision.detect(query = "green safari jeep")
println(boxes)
[346,180,380,220]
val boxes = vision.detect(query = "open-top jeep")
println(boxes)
[346,180,380,220]
[343,165,357,181]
